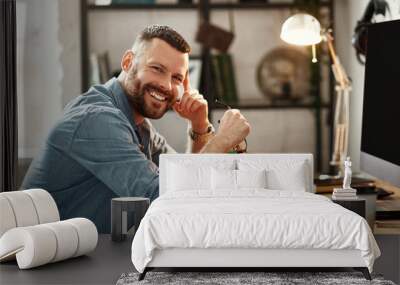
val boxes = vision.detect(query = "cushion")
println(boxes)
[211,169,267,190]
[0,218,97,269]
[0,191,39,228]
[212,168,236,190]
[167,163,211,191]
[0,189,60,238]
[0,196,17,237]
[166,159,236,192]
[42,222,79,262]
[238,159,308,191]
[237,169,267,189]
[24,189,60,224]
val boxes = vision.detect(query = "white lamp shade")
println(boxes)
[280,13,322,46]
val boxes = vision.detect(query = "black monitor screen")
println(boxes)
[361,20,400,167]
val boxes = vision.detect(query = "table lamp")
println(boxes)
[281,13,352,175]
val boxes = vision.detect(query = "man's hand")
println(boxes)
[173,72,210,133]
[203,109,251,153]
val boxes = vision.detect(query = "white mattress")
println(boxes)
[131,190,380,273]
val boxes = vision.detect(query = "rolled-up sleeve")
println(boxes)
[66,109,159,200]
[144,119,177,166]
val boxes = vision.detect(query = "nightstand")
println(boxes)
[332,198,366,218]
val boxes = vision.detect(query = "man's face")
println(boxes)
[123,38,189,120]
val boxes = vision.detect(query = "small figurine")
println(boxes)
[342,157,352,189]
[332,157,357,200]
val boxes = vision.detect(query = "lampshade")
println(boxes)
[280,13,322,46]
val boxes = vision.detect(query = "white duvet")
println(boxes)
[131,190,380,273]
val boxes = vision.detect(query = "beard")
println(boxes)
[125,70,174,120]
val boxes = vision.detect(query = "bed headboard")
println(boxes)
[159,153,314,195]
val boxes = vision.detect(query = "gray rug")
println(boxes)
[116,271,396,285]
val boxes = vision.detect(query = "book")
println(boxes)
[89,53,101,85]
[94,0,112,5]
[89,52,111,85]
[376,199,400,220]
[315,177,375,194]
[211,55,224,101]
[112,0,156,4]
[156,0,177,4]
[333,188,357,193]
[333,192,356,197]
[98,52,111,83]
[315,177,375,187]
[332,195,358,200]
[375,220,400,228]
[216,53,238,104]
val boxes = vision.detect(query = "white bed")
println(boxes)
[131,154,380,280]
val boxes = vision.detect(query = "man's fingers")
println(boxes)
[189,99,207,113]
[185,98,196,114]
[172,103,180,113]
[178,91,190,111]
[188,89,200,96]
[183,70,191,92]
[178,90,204,111]
[176,84,185,102]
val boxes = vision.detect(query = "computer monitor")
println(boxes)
[360,19,400,187]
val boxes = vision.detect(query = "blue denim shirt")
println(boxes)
[22,78,176,233]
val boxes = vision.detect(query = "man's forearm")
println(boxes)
[200,134,231,153]
[186,121,215,153]
[187,134,215,153]
[185,120,242,154]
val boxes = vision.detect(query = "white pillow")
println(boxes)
[236,169,267,189]
[167,163,211,191]
[211,169,268,190]
[238,159,308,191]
[211,168,236,190]
[266,167,307,191]
[167,160,236,192]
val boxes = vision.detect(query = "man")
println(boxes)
[22,25,250,233]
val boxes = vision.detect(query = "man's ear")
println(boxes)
[121,50,135,72]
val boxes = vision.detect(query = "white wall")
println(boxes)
[17,0,62,158]
[17,0,81,158]
[59,0,82,106]
[334,0,400,172]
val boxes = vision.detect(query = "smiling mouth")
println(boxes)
[148,88,167,102]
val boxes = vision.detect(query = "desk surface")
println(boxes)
[375,179,400,199]
[316,178,400,235]
[374,180,400,234]
[0,235,133,285]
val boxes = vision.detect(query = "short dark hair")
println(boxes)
[135,25,191,53]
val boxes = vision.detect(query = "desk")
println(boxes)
[370,182,400,284]
[0,235,133,285]
[374,180,400,235]
[315,178,400,234]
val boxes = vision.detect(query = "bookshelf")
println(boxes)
[80,0,334,172]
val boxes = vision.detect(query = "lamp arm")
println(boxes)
[324,33,351,90]
[324,32,352,171]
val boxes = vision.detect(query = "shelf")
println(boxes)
[212,100,330,110]
[88,3,198,10]
[209,2,330,10]
[87,2,331,11]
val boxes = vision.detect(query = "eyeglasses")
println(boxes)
[214,99,248,154]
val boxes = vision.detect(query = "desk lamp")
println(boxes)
[281,13,352,175]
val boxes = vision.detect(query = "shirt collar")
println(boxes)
[105,77,138,131]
